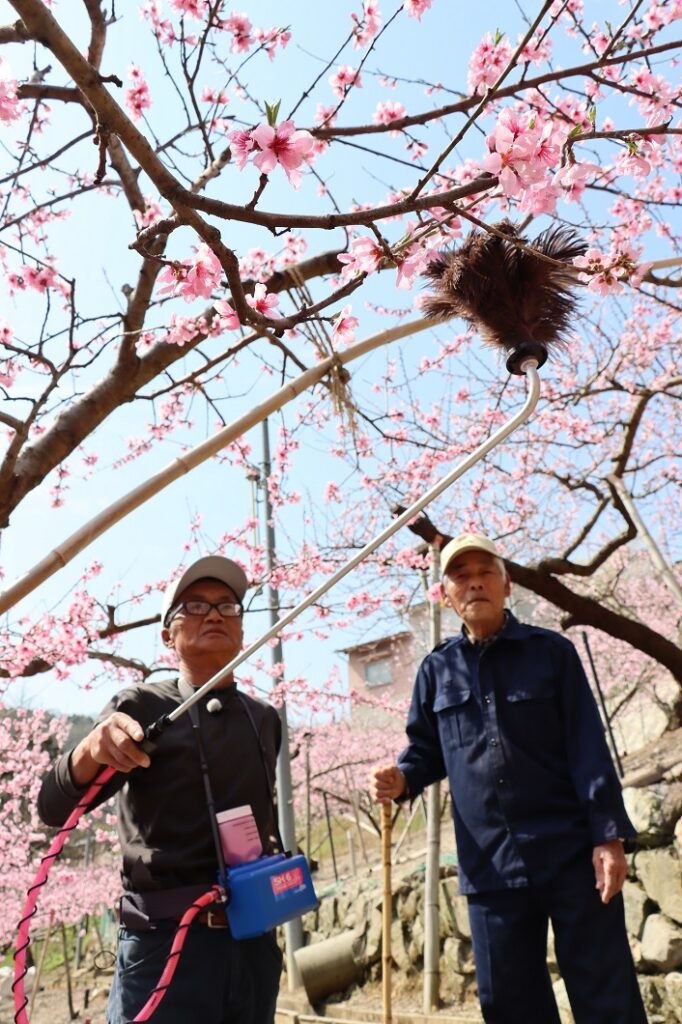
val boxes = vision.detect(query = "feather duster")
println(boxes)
[422,220,586,374]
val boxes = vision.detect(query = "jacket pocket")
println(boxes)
[434,686,478,748]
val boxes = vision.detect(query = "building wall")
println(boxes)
[348,587,545,727]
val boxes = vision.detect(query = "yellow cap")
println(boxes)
[440,533,501,575]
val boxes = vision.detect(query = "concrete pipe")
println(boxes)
[294,930,366,1004]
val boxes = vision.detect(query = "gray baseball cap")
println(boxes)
[161,555,248,626]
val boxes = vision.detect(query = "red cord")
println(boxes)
[13,765,116,1024]
[130,888,223,1022]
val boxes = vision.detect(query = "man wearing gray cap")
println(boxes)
[38,555,283,1024]
[370,533,645,1024]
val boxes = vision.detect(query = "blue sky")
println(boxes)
[1,1,677,719]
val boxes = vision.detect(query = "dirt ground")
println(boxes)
[3,968,111,1024]
[5,977,484,1024]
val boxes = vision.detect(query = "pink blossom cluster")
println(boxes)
[315,103,337,128]
[345,590,382,616]
[467,31,513,95]
[403,0,432,20]
[351,1,382,47]
[224,10,253,51]
[7,259,68,298]
[284,712,405,815]
[133,195,164,229]
[0,318,17,389]
[332,306,359,347]
[395,228,443,291]
[582,21,612,57]
[254,25,291,60]
[0,703,123,943]
[139,0,177,45]
[279,233,308,267]
[118,389,196,460]
[324,480,342,503]
[124,66,151,121]
[554,159,600,202]
[223,13,290,58]
[373,100,407,132]
[246,282,279,317]
[201,85,229,106]
[1,588,105,679]
[239,246,276,282]
[229,120,314,189]
[481,107,570,211]
[338,235,384,283]
[162,312,207,348]
[573,246,652,296]
[169,0,209,19]
[139,3,290,55]
[157,243,222,302]
[0,57,21,124]
[519,30,552,65]
[329,65,363,99]
[630,66,680,120]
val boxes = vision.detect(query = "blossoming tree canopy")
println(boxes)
[0,0,680,840]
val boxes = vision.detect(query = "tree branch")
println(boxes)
[0,19,31,43]
[506,559,682,684]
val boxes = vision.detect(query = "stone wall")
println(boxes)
[298,778,682,1022]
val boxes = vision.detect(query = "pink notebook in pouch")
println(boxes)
[216,805,263,866]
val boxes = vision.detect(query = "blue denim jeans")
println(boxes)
[107,922,282,1024]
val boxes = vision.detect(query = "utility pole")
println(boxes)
[423,543,441,1013]
[261,418,303,989]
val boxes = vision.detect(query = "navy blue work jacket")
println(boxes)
[397,613,635,895]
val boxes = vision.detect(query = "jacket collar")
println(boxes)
[459,609,525,648]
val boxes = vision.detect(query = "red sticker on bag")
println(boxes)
[271,867,304,897]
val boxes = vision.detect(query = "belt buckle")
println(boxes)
[207,906,227,929]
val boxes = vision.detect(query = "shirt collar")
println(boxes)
[176,676,239,704]
[462,608,512,649]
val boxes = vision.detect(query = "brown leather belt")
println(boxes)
[174,906,228,928]
[120,887,229,931]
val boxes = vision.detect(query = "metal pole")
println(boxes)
[607,474,682,613]
[423,544,441,1013]
[162,364,541,725]
[322,791,338,881]
[581,631,625,777]
[261,418,304,989]
[347,830,357,877]
[304,731,312,863]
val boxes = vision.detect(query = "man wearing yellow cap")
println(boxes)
[371,533,645,1024]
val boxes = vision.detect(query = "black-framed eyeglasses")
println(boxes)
[166,600,243,626]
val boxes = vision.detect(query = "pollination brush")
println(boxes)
[422,219,586,374]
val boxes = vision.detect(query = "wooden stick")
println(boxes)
[59,920,77,1021]
[0,317,431,615]
[27,910,54,1021]
[381,802,393,1024]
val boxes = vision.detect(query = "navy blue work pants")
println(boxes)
[467,855,647,1024]
[107,922,282,1024]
